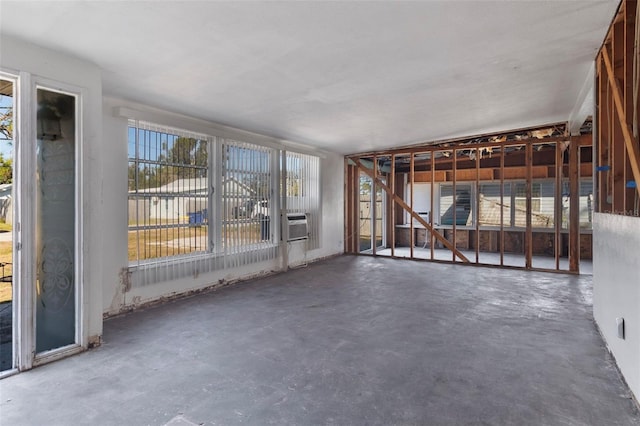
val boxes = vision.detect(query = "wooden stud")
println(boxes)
[500,145,505,266]
[410,153,415,259]
[525,143,533,269]
[372,155,377,256]
[602,45,640,200]
[391,154,396,257]
[555,142,562,270]
[452,149,457,262]
[430,152,435,260]
[475,147,480,263]
[569,138,580,273]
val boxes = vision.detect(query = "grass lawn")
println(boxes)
[128,222,265,261]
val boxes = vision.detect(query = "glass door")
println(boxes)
[34,87,78,355]
[358,171,386,253]
[0,78,15,372]
[359,172,372,252]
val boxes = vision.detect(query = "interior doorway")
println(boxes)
[359,171,385,253]
[0,74,85,375]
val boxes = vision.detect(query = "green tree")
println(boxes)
[0,154,12,184]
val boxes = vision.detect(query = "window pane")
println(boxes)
[222,141,273,252]
[440,184,472,226]
[128,122,209,263]
[579,179,594,229]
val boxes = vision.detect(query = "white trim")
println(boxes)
[31,78,85,364]
[17,71,34,370]
[0,70,19,373]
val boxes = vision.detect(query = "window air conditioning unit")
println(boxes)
[286,213,308,241]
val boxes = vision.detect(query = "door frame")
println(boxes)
[2,70,87,372]
[30,78,85,367]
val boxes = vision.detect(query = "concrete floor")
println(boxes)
[374,247,594,274]
[1,255,638,425]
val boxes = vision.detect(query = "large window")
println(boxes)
[443,179,586,229]
[221,140,274,254]
[284,152,321,249]
[128,121,210,263]
[127,120,322,276]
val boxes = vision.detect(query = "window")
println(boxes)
[284,151,321,249]
[221,140,274,254]
[478,183,510,227]
[439,184,472,226]
[579,179,594,229]
[514,182,554,228]
[128,121,210,264]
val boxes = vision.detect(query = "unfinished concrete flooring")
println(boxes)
[1,256,638,425]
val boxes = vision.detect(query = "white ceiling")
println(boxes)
[0,1,619,154]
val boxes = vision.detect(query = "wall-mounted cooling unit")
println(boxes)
[286,213,308,241]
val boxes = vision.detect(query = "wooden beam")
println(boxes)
[569,138,580,273]
[452,149,457,262]
[390,154,395,257]
[525,143,533,269]
[346,135,572,158]
[372,155,377,256]
[430,152,435,260]
[475,148,480,263]
[499,145,505,266]
[602,45,640,199]
[352,158,470,262]
[410,153,415,258]
[554,142,562,270]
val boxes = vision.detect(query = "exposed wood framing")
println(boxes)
[410,153,415,258]
[554,142,562,270]
[452,149,457,262]
[430,152,435,260]
[352,158,470,262]
[372,155,377,256]
[475,147,480,263]
[525,144,533,269]
[390,154,396,257]
[601,43,640,201]
[499,145,505,266]
[569,138,580,273]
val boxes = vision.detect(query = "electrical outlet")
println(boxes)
[616,317,625,339]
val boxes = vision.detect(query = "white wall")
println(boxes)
[0,36,104,346]
[288,152,344,267]
[2,35,344,349]
[593,213,640,401]
[102,97,344,314]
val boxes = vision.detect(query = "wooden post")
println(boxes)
[500,145,505,266]
[452,149,457,262]
[372,155,377,256]
[475,147,480,263]
[525,143,533,269]
[430,152,435,260]
[410,153,415,258]
[569,138,580,273]
[554,142,562,270]
[390,154,395,257]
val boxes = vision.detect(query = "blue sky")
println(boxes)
[0,94,13,159]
